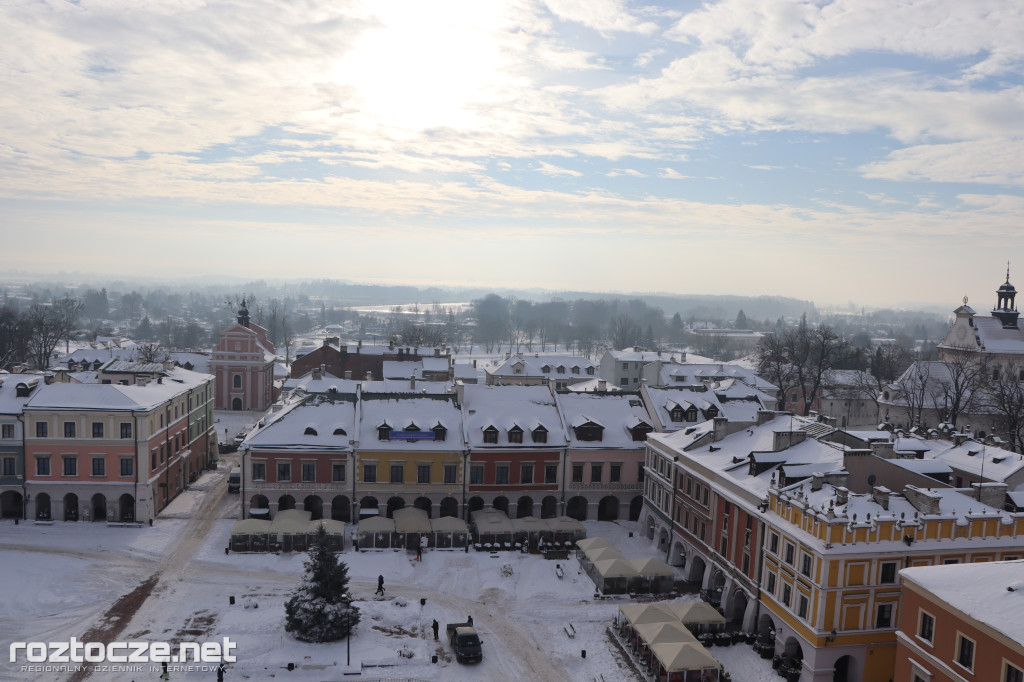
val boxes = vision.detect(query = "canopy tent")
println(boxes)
[471,510,516,548]
[629,556,676,594]
[393,507,432,533]
[576,537,613,552]
[229,519,272,552]
[546,516,586,543]
[650,641,720,680]
[270,509,313,533]
[231,519,272,535]
[430,515,469,548]
[589,557,641,594]
[619,604,678,628]
[358,516,396,549]
[584,545,625,563]
[666,601,727,628]
[634,621,698,647]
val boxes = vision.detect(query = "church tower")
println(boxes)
[992,264,1019,330]
[237,298,250,328]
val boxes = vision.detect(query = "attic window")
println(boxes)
[571,366,580,374]
[333,428,347,436]
[686,407,699,422]
[575,423,603,442]
[586,367,595,375]
[992,456,1005,463]
[508,426,523,443]
[705,405,719,418]
[378,425,392,441]
[406,422,419,432]
[629,399,642,407]
[304,427,318,436]
[541,365,551,373]
[670,407,684,423]
[631,423,652,442]
[532,426,547,443]
[483,426,499,444]
[432,424,447,442]
[557,365,565,374]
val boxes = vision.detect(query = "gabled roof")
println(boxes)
[557,392,653,449]
[460,384,567,448]
[243,396,357,452]
[358,394,463,450]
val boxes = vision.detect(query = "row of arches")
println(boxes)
[0,491,136,522]
[249,493,645,521]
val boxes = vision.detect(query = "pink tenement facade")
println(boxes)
[210,301,276,411]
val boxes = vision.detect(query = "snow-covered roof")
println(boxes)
[487,354,596,379]
[644,386,763,432]
[967,315,1024,354]
[606,348,684,363]
[243,396,356,452]
[658,363,777,394]
[0,374,42,414]
[358,395,463,451]
[901,560,1024,644]
[460,384,567,448]
[556,392,653,449]
[927,439,1024,482]
[25,367,211,412]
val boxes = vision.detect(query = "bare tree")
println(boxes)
[755,331,798,408]
[755,318,846,416]
[609,313,641,351]
[984,363,1024,452]
[26,303,65,369]
[137,343,170,364]
[0,307,32,369]
[890,361,941,429]
[936,345,987,427]
[52,295,85,355]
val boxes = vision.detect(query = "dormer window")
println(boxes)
[630,422,653,442]
[378,424,392,441]
[670,407,684,423]
[571,366,580,374]
[513,363,523,375]
[556,365,565,374]
[432,424,447,442]
[575,422,604,442]
[508,426,523,443]
[541,365,551,373]
[532,426,548,443]
[704,405,719,418]
[686,407,699,422]
[304,427,318,436]
[332,428,347,436]
[483,426,499,444]
[406,422,419,432]
[586,367,595,375]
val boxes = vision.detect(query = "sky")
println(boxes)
[1,0,1023,308]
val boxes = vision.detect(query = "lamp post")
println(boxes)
[241,446,249,520]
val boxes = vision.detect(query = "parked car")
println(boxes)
[446,622,483,663]
[227,468,241,493]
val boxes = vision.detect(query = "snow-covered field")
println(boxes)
[0,479,780,681]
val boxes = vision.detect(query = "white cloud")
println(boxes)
[860,139,1024,186]
[658,168,689,179]
[536,161,583,177]
[543,0,658,35]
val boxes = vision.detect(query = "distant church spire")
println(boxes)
[237,298,251,328]
[993,264,1019,329]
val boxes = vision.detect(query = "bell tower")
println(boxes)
[992,263,1019,329]
[237,298,251,328]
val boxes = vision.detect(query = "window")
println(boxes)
[233,374,242,388]
[36,422,48,438]
[151,449,157,469]
[418,464,431,484]
[2,457,15,476]
[277,462,291,482]
[782,584,792,607]
[784,543,795,564]
[378,426,391,441]
[545,464,558,484]
[918,611,934,642]
[591,463,602,483]
[943,558,960,565]
[363,464,377,483]
[443,464,457,484]
[495,465,509,484]
[120,458,133,476]
[64,422,76,438]
[508,427,523,444]
[670,407,683,422]
[520,464,533,484]
[303,427,318,436]
[63,456,77,476]
[120,422,132,439]
[251,462,266,481]
[332,463,346,482]
[92,458,105,477]
[1005,662,1024,682]
[391,464,404,483]
[572,463,584,483]
[620,378,629,386]
[432,425,447,441]
[531,426,548,444]
[956,633,975,671]
[92,422,104,438]
[483,427,498,444]
[703,488,708,505]
[1,424,11,439]
[880,561,897,584]
[36,456,50,476]
[801,555,812,577]
[798,595,808,619]
[302,463,316,482]
[470,464,484,485]
[637,461,644,483]
[876,603,892,628]
[610,464,621,483]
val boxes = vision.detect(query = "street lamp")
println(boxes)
[241,446,250,520]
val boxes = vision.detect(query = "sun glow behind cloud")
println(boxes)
[1,0,1023,305]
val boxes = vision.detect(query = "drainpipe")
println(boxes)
[17,413,26,521]
[132,410,140,523]
[462,449,469,520]
[665,455,678,563]
[560,447,567,516]
[242,446,249,520]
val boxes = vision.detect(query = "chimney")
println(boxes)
[872,486,891,510]
[434,348,440,357]
[973,482,1008,510]
[953,432,970,447]
[772,430,806,451]
[389,339,395,350]
[398,348,404,359]
[712,417,728,443]
[811,472,823,491]
[414,346,419,356]
[871,441,895,459]
[410,375,416,390]
[903,485,942,515]
[835,486,849,506]
[473,360,477,368]
[756,410,775,426]
[598,380,606,391]
[357,339,362,353]
[344,370,352,380]
[312,368,323,380]
[366,371,373,381]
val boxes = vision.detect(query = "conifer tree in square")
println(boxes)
[284,526,360,642]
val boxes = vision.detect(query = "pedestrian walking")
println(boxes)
[160,661,169,679]
[416,544,422,561]
[467,615,473,625]
[216,662,226,682]
[432,619,439,640]
[376,574,385,596]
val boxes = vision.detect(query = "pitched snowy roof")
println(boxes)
[969,316,1024,354]
[901,560,1024,644]
[556,392,653,449]
[0,374,42,414]
[24,369,209,412]
[488,354,595,378]
[460,384,567,448]
[243,397,356,452]
[358,394,463,450]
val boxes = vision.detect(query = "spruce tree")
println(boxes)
[284,526,361,642]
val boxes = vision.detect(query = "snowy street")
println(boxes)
[0,463,780,681]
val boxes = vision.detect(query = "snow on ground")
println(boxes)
[1,508,781,682]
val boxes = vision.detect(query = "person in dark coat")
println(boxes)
[216,662,226,681]
[376,575,385,596]
[467,615,473,625]
[432,619,439,640]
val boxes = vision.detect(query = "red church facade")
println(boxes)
[210,302,276,411]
